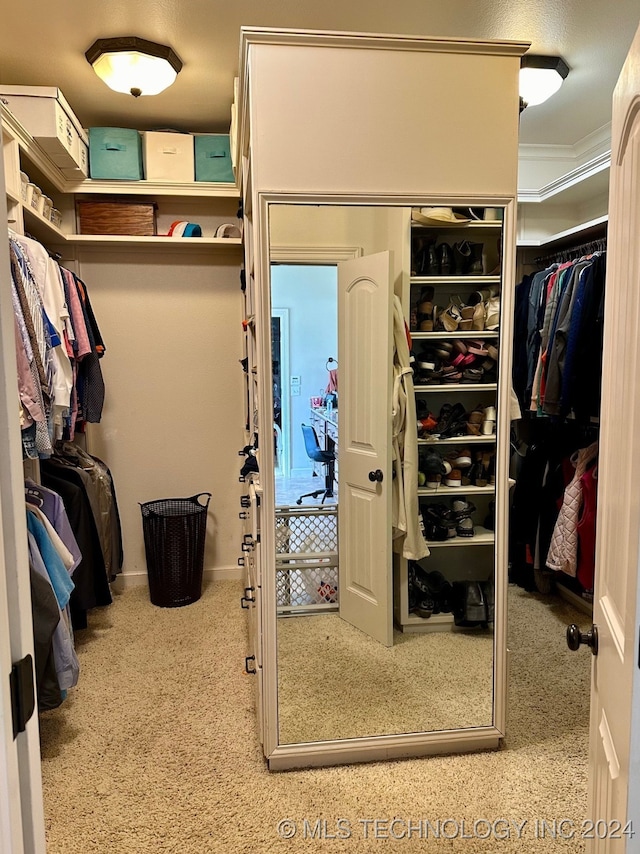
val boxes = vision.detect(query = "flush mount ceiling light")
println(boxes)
[519,54,570,110]
[85,37,183,98]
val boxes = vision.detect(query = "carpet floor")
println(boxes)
[39,581,591,853]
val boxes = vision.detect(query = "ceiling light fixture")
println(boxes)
[519,54,569,110]
[85,37,183,98]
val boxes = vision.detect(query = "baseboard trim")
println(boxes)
[112,565,242,591]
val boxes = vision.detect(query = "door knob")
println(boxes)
[368,469,384,482]
[566,623,598,655]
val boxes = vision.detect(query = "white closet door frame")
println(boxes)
[0,130,47,852]
[270,307,290,477]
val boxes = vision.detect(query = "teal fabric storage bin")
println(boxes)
[89,128,143,180]
[194,134,234,183]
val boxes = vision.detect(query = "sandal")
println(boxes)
[437,296,464,332]
[467,339,489,357]
[462,367,484,383]
[472,302,486,331]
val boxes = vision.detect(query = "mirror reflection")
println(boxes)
[270,204,501,744]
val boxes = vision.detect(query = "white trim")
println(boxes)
[111,566,243,591]
[516,215,609,248]
[240,26,529,57]
[268,727,502,771]
[518,151,611,203]
[271,245,361,263]
[518,123,612,165]
[271,308,291,477]
[0,121,46,853]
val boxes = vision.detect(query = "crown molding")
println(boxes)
[518,123,611,203]
[518,150,611,203]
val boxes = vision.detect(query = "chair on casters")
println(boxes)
[297,423,336,504]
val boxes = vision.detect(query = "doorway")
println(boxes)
[271,263,338,498]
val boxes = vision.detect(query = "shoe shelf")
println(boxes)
[418,435,496,445]
[402,613,456,632]
[418,484,495,497]
[425,527,495,548]
[411,331,499,340]
[410,275,501,286]
[411,221,501,233]
[414,383,497,393]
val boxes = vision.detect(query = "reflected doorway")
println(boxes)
[271,263,338,501]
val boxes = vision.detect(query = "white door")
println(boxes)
[337,251,394,646]
[585,21,640,851]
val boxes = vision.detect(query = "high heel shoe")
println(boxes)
[437,298,463,332]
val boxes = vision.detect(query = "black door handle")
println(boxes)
[566,623,598,655]
[245,655,256,674]
[368,469,384,483]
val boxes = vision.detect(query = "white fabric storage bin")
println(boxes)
[29,185,42,212]
[0,86,88,176]
[142,131,194,182]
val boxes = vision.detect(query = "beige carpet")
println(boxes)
[278,615,493,742]
[39,581,591,853]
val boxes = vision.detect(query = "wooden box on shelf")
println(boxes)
[76,198,158,236]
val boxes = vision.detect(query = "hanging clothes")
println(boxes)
[391,295,429,560]
[513,251,606,424]
[546,441,599,576]
[7,233,108,458]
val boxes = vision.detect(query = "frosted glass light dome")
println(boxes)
[519,55,569,108]
[86,37,183,98]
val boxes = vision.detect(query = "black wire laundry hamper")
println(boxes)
[140,493,211,607]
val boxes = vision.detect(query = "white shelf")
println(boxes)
[418,435,496,445]
[517,215,608,248]
[411,221,501,231]
[68,179,240,198]
[410,275,501,285]
[411,331,499,340]
[6,186,21,205]
[21,204,66,243]
[400,613,456,632]
[414,383,497,393]
[426,527,495,548]
[418,484,494,497]
[65,234,242,249]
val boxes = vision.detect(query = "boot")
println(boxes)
[468,242,484,275]
[437,243,454,275]
[453,241,472,274]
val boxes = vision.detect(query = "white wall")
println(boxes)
[271,265,337,474]
[77,246,245,585]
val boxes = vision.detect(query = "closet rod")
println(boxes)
[533,236,607,267]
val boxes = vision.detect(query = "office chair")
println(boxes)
[296,423,336,504]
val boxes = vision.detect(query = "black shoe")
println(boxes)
[435,402,466,437]
[437,243,454,275]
